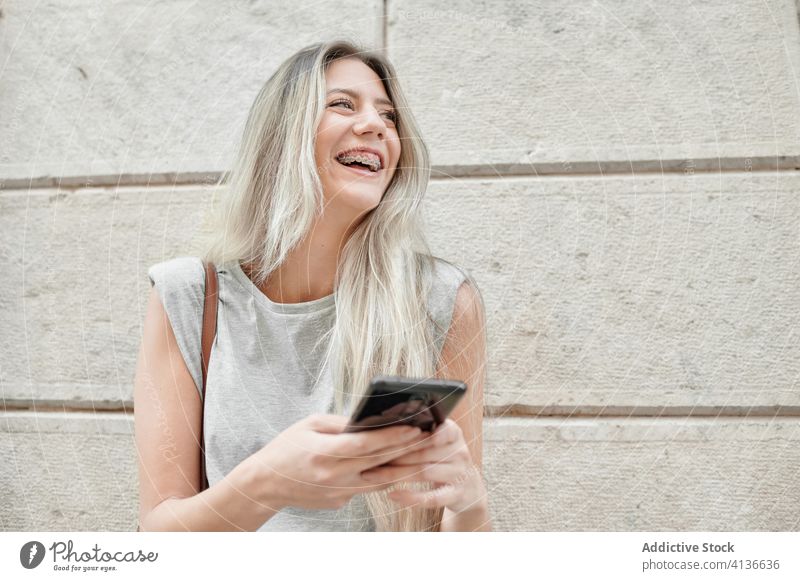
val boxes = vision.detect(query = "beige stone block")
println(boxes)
[485,418,800,530]
[0,0,382,183]
[388,1,800,170]
[2,413,796,531]
[0,412,136,531]
[424,171,800,410]
[0,185,213,407]
[1,170,797,412]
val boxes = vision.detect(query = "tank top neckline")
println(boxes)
[228,260,336,315]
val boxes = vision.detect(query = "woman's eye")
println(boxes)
[329,99,353,109]
[329,99,397,124]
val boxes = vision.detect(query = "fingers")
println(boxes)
[376,420,457,459]
[355,432,434,467]
[360,460,462,486]
[344,419,460,467]
[331,425,425,459]
[437,418,461,439]
[383,439,465,466]
[307,414,415,437]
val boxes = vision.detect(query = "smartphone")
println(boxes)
[344,375,467,433]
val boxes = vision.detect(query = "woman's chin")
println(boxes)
[326,184,384,209]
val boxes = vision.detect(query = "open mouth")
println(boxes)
[335,149,383,175]
[335,157,382,177]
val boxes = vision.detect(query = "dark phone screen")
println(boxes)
[349,391,442,431]
[346,378,466,432]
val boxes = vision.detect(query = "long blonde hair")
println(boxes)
[203,40,452,531]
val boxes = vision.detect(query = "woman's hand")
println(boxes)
[358,418,488,515]
[244,414,431,511]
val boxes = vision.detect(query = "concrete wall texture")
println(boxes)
[1,1,799,531]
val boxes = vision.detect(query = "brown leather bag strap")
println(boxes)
[199,260,218,492]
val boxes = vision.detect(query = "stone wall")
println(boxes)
[2,0,798,530]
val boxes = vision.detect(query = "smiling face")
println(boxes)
[314,57,401,218]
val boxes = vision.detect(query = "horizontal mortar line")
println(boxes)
[1,400,132,414]
[486,404,800,418]
[2,155,799,190]
[0,171,223,191]
[431,156,800,179]
[3,400,800,419]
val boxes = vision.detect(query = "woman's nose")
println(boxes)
[353,108,386,137]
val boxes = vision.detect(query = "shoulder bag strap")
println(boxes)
[199,260,218,492]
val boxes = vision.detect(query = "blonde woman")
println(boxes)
[134,40,490,532]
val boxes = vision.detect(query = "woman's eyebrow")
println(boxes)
[326,88,394,108]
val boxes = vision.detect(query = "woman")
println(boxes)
[134,40,490,532]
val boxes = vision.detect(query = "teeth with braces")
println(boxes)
[336,152,381,172]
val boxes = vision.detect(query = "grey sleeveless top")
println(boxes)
[147,256,468,531]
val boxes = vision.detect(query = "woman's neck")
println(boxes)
[243,214,358,304]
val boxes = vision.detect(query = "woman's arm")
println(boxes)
[437,281,492,532]
[134,289,283,531]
